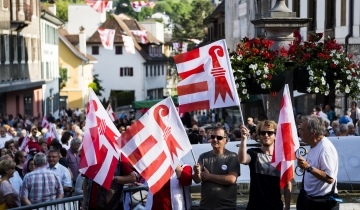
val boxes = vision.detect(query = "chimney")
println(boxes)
[48,0,56,16]
[79,26,87,56]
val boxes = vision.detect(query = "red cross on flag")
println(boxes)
[47,123,60,145]
[79,89,121,190]
[41,116,50,129]
[271,84,300,188]
[85,0,113,13]
[131,1,155,12]
[106,104,116,122]
[98,28,115,50]
[174,39,240,114]
[118,97,191,194]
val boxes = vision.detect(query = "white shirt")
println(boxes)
[74,110,82,117]
[10,171,23,193]
[0,135,12,148]
[211,113,215,122]
[319,111,329,121]
[47,162,72,187]
[304,137,338,196]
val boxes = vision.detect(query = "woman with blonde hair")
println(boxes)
[0,160,20,208]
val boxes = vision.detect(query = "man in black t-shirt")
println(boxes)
[238,120,292,210]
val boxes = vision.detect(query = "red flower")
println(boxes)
[303,54,311,60]
[352,72,357,77]
[268,75,273,80]
[253,38,261,45]
[330,63,337,68]
[348,54,353,59]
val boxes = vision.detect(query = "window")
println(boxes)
[115,46,122,54]
[150,66,152,76]
[157,65,160,75]
[161,65,164,75]
[340,0,346,26]
[92,46,99,55]
[325,0,335,29]
[149,46,161,57]
[120,67,133,77]
[307,0,316,32]
[293,0,300,17]
[146,65,148,77]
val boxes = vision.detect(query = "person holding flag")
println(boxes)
[238,121,292,210]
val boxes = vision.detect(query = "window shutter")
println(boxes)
[146,65,148,77]
[150,66,152,76]
[157,65,160,75]
[120,68,123,76]
[162,65,164,75]
[130,68,133,76]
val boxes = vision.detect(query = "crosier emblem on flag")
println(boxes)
[174,39,240,114]
[106,104,116,122]
[98,28,115,50]
[85,0,113,13]
[79,89,121,190]
[271,84,300,188]
[118,97,191,194]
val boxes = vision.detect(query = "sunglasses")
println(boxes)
[211,135,226,140]
[259,131,275,136]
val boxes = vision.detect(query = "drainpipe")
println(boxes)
[344,0,354,110]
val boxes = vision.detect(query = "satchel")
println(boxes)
[97,161,123,210]
[130,190,148,207]
[297,176,339,210]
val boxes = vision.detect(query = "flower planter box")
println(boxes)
[247,71,286,95]
[295,68,334,94]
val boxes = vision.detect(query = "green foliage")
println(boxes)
[59,66,68,90]
[41,0,85,21]
[88,73,105,96]
[153,0,192,23]
[101,97,109,108]
[172,0,213,42]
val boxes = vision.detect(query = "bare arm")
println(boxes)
[63,186,72,192]
[283,181,292,210]
[297,156,334,184]
[5,194,19,208]
[56,193,64,199]
[201,167,238,185]
[238,126,251,164]
[115,172,136,184]
[20,197,32,206]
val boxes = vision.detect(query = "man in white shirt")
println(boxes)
[0,126,12,148]
[46,149,73,194]
[297,115,339,209]
[316,105,329,121]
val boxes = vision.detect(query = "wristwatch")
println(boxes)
[307,165,313,173]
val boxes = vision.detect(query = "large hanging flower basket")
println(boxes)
[230,37,288,100]
[295,67,334,94]
[247,70,286,94]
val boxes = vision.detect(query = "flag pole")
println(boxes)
[190,149,197,164]
[238,103,245,126]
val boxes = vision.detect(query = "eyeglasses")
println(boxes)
[211,135,226,140]
[259,131,275,136]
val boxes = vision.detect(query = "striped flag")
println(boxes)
[98,28,115,50]
[271,84,300,188]
[106,104,116,122]
[85,0,113,13]
[130,30,147,44]
[122,35,136,54]
[174,39,240,114]
[131,1,155,12]
[79,89,121,190]
[118,97,191,194]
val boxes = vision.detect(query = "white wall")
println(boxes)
[140,22,164,43]
[144,64,167,91]
[66,4,106,39]
[87,45,146,101]
[150,12,170,25]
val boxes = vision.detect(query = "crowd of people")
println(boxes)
[0,101,357,209]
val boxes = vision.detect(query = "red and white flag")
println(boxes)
[271,84,300,188]
[41,116,50,129]
[19,135,30,153]
[174,39,240,114]
[47,123,60,145]
[106,104,116,122]
[98,28,115,50]
[79,88,121,190]
[122,35,136,54]
[86,0,113,13]
[131,1,155,12]
[173,42,180,53]
[118,97,191,194]
[130,30,147,44]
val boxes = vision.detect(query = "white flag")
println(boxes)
[98,28,115,50]
[122,35,136,54]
